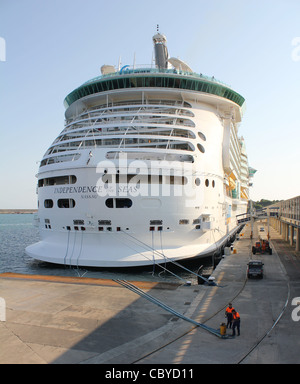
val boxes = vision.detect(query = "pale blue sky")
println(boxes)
[0,0,300,208]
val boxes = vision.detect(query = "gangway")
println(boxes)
[236,212,268,224]
[236,213,252,224]
[236,208,273,240]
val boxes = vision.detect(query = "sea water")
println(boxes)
[0,214,212,283]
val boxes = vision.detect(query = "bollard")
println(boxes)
[220,323,227,336]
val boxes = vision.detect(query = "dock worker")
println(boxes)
[232,310,241,337]
[225,303,235,329]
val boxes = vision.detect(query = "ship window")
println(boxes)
[179,219,189,225]
[40,154,81,167]
[195,178,201,186]
[73,219,84,225]
[105,198,133,208]
[198,132,206,141]
[44,199,53,208]
[150,220,163,225]
[197,143,205,153]
[98,220,112,225]
[212,180,215,188]
[64,76,245,109]
[102,174,187,185]
[38,175,77,187]
[116,198,132,208]
[106,151,194,163]
[205,179,209,187]
[58,199,76,208]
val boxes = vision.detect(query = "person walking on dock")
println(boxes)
[225,303,235,329]
[232,310,241,337]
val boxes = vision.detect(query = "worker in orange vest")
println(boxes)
[232,310,241,336]
[225,303,235,329]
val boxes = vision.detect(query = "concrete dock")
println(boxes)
[0,222,299,364]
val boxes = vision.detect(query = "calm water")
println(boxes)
[0,214,213,284]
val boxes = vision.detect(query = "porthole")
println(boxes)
[197,143,205,153]
[195,178,201,186]
[105,198,114,208]
[212,180,215,188]
[205,179,209,187]
[58,199,76,208]
[198,132,206,141]
[105,198,133,208]
[44,199,53,208]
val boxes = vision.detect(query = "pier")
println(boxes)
[0,222,299,364]
[0,209,37,214]
[267,195,300,252]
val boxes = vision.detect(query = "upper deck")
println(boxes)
[64,66,245,110]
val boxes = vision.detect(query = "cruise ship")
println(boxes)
[26,31,250,268]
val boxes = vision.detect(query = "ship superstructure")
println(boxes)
[26,32,250,267]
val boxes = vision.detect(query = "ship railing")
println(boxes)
[65,102,193,126]
[46,138,194,155]
[63,118,195,134]
[58,127,196,143]
[82,65,232,89]
[66,110,195,126]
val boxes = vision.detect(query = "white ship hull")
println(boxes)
[26,33,250,268]
[26,155,246,267]
[26,225,241,268]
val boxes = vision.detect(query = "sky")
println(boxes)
[0,0,300,208]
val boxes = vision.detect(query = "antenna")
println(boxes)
[133,52,136,69]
